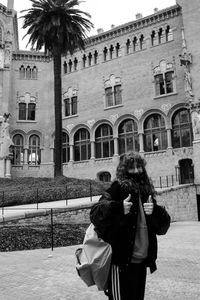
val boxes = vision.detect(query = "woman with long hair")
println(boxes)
[90,152,170,300]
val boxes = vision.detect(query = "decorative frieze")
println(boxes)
[12,52,51,62]
[85,5,181,47]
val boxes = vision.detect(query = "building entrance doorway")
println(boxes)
[179,159,194,184]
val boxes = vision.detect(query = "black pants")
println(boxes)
[107,263,147,300]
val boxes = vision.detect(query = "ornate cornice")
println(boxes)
[12,51,51,62]
[85,4,181,47]
[0,3,13,16]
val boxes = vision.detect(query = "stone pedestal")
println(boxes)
[5,157,11,178]
[0,159,5,177]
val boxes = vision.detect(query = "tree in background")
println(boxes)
[21,0,93,176]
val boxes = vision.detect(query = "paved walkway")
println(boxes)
[0,195,100,220]
[0,221,200,300]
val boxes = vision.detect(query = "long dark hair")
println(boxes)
[116,152,156,197]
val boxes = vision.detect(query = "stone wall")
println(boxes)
[1,184,199,226]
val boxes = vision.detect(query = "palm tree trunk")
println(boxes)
[53,52,62,177]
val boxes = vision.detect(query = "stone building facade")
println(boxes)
[0,0,200,184]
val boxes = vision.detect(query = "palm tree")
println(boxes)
[21,0,93,177]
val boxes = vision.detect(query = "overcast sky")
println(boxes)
[1,0,176,50]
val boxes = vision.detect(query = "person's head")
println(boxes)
[116,152,155,195]
[116,152,146,182]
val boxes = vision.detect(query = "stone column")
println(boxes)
[139,133,144,153]
[167,128,172,149]
[114,137,119,156]
[24,148,28,164]
[90,141,95,160]
[69,144,74,162]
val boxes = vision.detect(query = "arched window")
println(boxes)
[63,61,67,74]
[144,114,167,152]
[151,30,156,46]
[172,109,193,148]
[166,25,173,42]
[126,39,131,54]
[109,45,114,59]
[32,66,38,79]
[74,129,91,161]
[95,124,114,158]
[158,28,164,44]
[118,119,139,154]
[19,65,25,79]
[82,54,86,68]
[12,134,24,165]
[133,37,138,52]
[68,60,72,72]
[26,66,31,79]
[99,171,111,182]
[28,135,41,165]
[94,50,98,64]
[62,132,70,163]
[103,47,108,61]
[88,52,92,66]
[74,57,78,71]
[139,34,144,50]
[116,43,120,57]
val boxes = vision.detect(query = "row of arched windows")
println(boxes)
[63,25,173,73]
[62,109,192,162]
[11,109,192,165]
[19,65,38,80]
[12,134,41,165]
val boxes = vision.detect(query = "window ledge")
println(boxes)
[19,78,38,80]
[150,40,174,49]
[154,92,177,100]
[17,120,37,123]
[63,114,79,120]
[104,104,123,111]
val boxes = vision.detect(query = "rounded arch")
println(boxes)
[11,129,27,145]
[171,108,193,149]
[27,130,43,147]
[91,119,113,140]
[143,113,167,152]
[94,123,114,159]
[70,123,91,142]
[114,114,137,137]
[140,109,166,133]
[73,127,91,161]
[167,103,187,128]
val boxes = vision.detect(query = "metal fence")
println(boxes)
[0,207,89,252]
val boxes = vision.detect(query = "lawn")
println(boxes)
[0,176,110,207]
[0,176,110,252]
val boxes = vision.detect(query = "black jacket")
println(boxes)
[90,180,171,273]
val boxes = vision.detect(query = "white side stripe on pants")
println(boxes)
[111,264,121,300]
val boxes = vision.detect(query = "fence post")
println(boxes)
[159,176,162,189]
[172,175,174,186]
[90,182,92,202]
[51,209,54,251]
[36,188,39,210]
[65,185,68,206]
[166,176,168,187]
[2,191,4,217]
